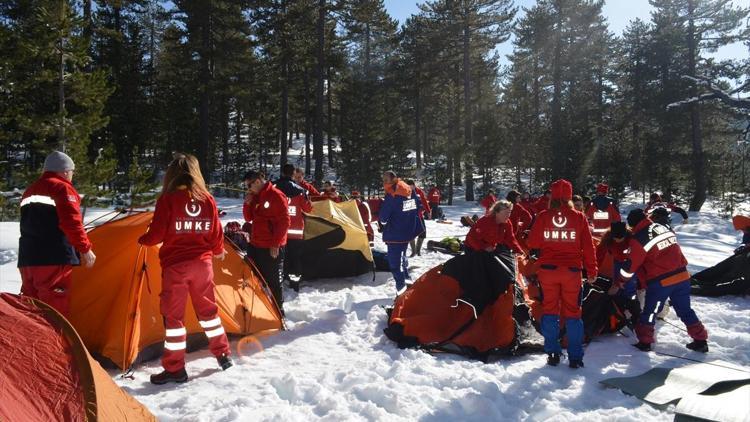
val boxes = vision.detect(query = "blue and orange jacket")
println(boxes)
[379,179,424,243]
[621,218,689,287]
[18,172,92,267]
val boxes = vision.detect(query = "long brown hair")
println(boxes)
[549,199,573,210]
[162,153,210,202]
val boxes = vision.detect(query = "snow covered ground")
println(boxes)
[1,193,748,421]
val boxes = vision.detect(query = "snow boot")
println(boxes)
[547,353,561,366]
[633,342,652,352]
[217,354,233,370]
[686,340,708,353]
[150,368,188,385]
[569,359,584,369]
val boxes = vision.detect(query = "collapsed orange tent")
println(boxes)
[68,211,283,370]
[0,293,156,422]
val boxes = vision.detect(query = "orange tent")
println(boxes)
[69,211,283,370]
[0,293,156,422]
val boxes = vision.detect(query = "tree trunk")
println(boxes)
[327,66,334,167]
[462,17,474,201]
[279,0,289,168]
[550,1,564,180]
[304,70,312,176]
[687,0,706,211]
[415,83,422,169]
[198,1,212,182]
[313,0,325,184]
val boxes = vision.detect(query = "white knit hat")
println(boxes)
[43,151,75,172]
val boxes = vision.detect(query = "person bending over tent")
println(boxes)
[620,209,708,353]
[138,153,233,385]
[276,164,313,292]
[464,200,524,256]
[585,183,621,238]
[379,171,424,296]
[596,222,641,327]
[293,167,320,196]
[243,170,291,313]
[406,179,430,257]
[18,150,96,317]
[527,179,597,369]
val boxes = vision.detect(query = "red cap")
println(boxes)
[596,183,609,194]
[551,179,573,201]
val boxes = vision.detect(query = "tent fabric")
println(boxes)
[299,200,374,280]
[0,293,156,422]
[384,252,520,360]
[691,250,750,297]
[69,211,283,370]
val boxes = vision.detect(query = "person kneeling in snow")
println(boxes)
[621,209,708,353]
[464,200,524,256]
[526,179,597,369]
[379,171,424,296]
[138,153,233,385]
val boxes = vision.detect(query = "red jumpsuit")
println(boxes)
[465,215,524,254]
[480,194,497,214]
[139,189,230,372]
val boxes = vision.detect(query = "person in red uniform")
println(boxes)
[18,151,96,316]
[243,170,291,313]
[586,183,621,238]
[321,181,341,202]
[138,153,232,384]
[527,179,597,368]
[293,167,320,196]
[406,180,431,256]
[620,209,708,352]
[506,190,533,237]
[276,164,313,291]
[479,189,498,215]
[464,200,524,255]
[596,222,641,327]
[645,193,689,225]
[532,189,552,214]
[520,191,536,216]
[350,191,374,242]
[427,185,442,220]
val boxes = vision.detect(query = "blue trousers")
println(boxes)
[387,242,409,294]
[541,315,584,361]
[640,280,699,327]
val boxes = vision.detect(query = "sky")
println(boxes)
[383,0,748,67]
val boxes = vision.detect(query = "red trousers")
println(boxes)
[160,259,231,372]
[20,265,73,317]
[538,266,583,319]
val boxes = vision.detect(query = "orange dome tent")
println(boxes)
[68,211,283,370]
[0,293,156,422]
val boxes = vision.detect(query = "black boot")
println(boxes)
[217,354,233,370]
[150,368,188,385]
[569,359,584,369]
[633,342,651,352]
[686,340,708,353]
[547,353,561,366]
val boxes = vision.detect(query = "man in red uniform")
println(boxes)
[293,167,320,196]
[532,189,552,214]
[464,200,524,254]
[645,193,689,225]
[506,190,533,237]
[520,191,536,216]
[350,191,374,242]
[276,164,313,292]
[586,183,621,237]
[427,185,442,220]
[479,189,497,215]
[620,209,708,352]
[406,180,431,257]
[243,170,291,312]
[527,179,597,368]
[321,181,341,202]
[18,151,96,316]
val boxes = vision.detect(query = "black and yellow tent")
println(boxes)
[299,200,374,280]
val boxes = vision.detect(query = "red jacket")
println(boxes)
[465,215,524,254]
[427,188,441,204]
[414,187,431,219]
[18,172,92,267]
[586,195,621,237]
[520,198,537,216]
[621,219,689,287]
[480,194,497,214]
[510,202,532,235]
[243,181,291,248]
[355,199,374,241]
[275,176,312,240]
[139,189,224,269]
[527,207,597,277]
[321,188,341,202]
[532,196,550,214]
[298,179,320,196]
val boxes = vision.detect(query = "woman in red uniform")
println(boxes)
[139,153,232,384]
[527,179,597,368]
[464,200,524,255]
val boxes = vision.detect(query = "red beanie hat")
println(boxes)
[550,179,573,201]
[596,183,609,194]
